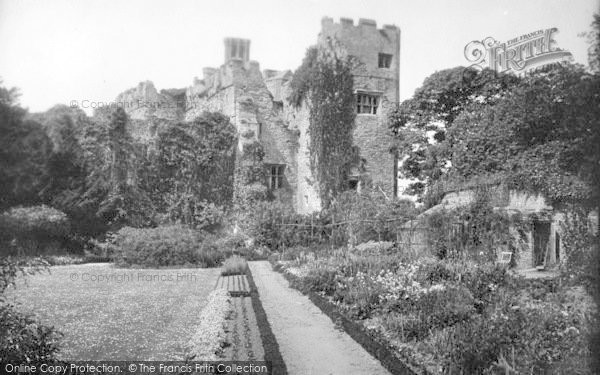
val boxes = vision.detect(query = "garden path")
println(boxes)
[248,261,390,375]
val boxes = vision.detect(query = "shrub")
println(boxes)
[327,191,417,246]
[113,225,224,267]
[247,201,320,250]
[0,257,62,364]
[302,268,339,296]
[0,205,71,255]
[221,256,248,276]
[86,231,118,260]
[353,241,394,254]
[214,232,252,258]
[437,289,595,374]
[0,205,69,237]
[0,303,63,363]
[560,206,599,290]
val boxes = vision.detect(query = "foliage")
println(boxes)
[146,112,236,229]
[113,225,224,267]
[560,206,599,290]
[327,190,418,246]
[388,67,521,187]
[247,190,417,251]
[425,189,524,262]
[290,41,359,208]
[446,65,600,204]
[391,63,600,209]
[274,248,597,374]
[0,205,69,238]
[36,106,92,232]
[185,289,231,361]
[70,106,155,231]
[233,140,269,231]
[0,205,72,256]
[246,200,319,250]
[221,255,248,276]
[0,303,63,363]
[0,83,52,210]
[288,46,318,107]
[0,257,62,364]
[438,289,595,374]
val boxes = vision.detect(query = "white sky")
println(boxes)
[0,0,598,114]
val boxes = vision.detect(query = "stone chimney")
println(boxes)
[224,38,251,63]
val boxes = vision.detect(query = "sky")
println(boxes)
[0,0,598,114]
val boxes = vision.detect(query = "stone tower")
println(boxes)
[319,17,401,198]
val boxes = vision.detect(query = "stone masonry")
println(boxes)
[115,17,400,214]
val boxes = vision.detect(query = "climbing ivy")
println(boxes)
[290,40,359,208]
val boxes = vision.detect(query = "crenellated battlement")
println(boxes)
[321,16,398,34]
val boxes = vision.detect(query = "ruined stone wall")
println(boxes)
[114,20,401,213]
[185,57,299,207]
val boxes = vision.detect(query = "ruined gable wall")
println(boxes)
[279,88,321,213]
[186,59,300,207]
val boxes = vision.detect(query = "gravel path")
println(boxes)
[248,261,390,375]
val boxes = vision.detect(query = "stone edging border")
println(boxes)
[271,262,429,375]
[245,266,288,375]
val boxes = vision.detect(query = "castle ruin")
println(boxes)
[117,17,400,213]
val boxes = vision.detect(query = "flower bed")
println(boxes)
[271,246,597,374]
[186,289,231,361]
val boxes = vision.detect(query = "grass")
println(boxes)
[5,263,220,360]
[221,256,248,276]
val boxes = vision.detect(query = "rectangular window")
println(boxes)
[238,43,246,59]
[267,164,285,190]
[356,94,379,115]
[231,43,238,59]
[378,53,392,68]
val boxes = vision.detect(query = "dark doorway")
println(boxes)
[533,221,551,267]
[555,232,560,262]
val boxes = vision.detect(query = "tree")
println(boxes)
[34,106,89,221]
[147,111,236,228]
[447,64,600,205]
[388,67,521,188]
[0,82,52,210]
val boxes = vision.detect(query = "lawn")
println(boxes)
[5,263,221,360]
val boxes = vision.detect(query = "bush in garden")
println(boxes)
[113,225,224,267]
[221,255,248,276]
[0,205,72,255]
[247,201,321,250]
[86,231,118,261]
[438,289,595,374]
[560,206,599,290]
[0,257,62,363]
[302,267,339,296]
[424,190,518,262]
[460,263,509,310]
[413,285,475,339]
[247,191,418,251]
[334,272,384,319]
[327,191,418,246]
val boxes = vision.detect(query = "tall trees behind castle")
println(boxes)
[0,89,237,234]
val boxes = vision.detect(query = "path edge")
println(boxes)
[246,264,288,375]
[271,261,428,375]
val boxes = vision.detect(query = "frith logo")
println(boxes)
[464,28,573,73]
